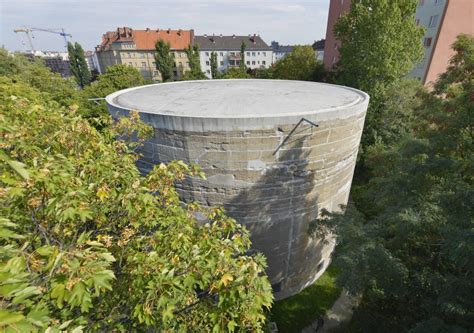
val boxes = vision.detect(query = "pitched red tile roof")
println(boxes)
[97,27,193,51]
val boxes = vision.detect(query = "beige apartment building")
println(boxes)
[95,27,193,81]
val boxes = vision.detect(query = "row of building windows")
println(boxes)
[418,0,443,6]
[204,60,267,66]
[121,51,186,58]
[415,15,439,28]
[128,61,187,69]
[204,51,268,57]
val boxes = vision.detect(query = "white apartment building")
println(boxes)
[194,34,273,78]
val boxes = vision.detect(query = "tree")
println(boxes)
[80,64,145,123]
[210,51,219,79]
[0,47,78,107]
[154,40,174,82]
[68,42,91,88]
[221,67,251,79]
[240,41,246,71]
[334,0,425,149]
[272,45,324,81]
[182,44,207,80]
[311,35,474,332]
[0,75,273,331]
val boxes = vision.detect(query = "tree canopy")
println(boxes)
[182,45,207,80]
[0,49,272,332]
[154,40,174,82]
[67,42,91,88]
[80,64,145,122]
[334,0,425,151]
[272,45,324,81]
[312,35,474,332]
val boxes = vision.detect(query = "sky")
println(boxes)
[1,0,330,52]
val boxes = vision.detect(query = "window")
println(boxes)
[258,52,260,55]
[415,18,420,25]
[152,62,156,67]
[423,37,432,47]
[205,52,209,56]
[173,70,178,76]
[257,61,260,64]
[220,61,223,65]
[262,60,266,65]
[230,52,235,55]
[252,52,256,56]
[428,15,439,28]
[252,60,255,65]
[206,70,210,74]
[434,0,443,5]
[220,52,223,56]
[263,52,266,56]
[141,62,146,68]
[247,52,250,56]
[246,61,250,65]
[206,61,210,66]
[173,62,177,67]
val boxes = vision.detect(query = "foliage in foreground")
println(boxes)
[270,266,341,333]
[312,35,474,332]
[0,59,272,331]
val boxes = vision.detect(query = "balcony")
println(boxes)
[228,54,242,61]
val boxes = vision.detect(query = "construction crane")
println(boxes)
[13,26,72,52]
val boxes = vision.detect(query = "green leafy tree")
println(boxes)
[0,78,273,331]
[0,48,79,107]
[240,41,246,71]
[80,64,145,124]
[182,44,207,80]
[210,51,219,79]
[67,42,91,88]
[334,0,425,149]
[272,45,324,81]
[312,35,474,332]
[221,67,251,79]
[154,40,174,82]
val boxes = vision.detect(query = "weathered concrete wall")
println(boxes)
[106,80,369,300]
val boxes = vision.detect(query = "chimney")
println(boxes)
[178,29,182,36]
[232,34,236,38]
[204,33,207,37]
[146,27,150,32]
[156,28,160,32]
[167,28,171,34]
[219,34,223,38]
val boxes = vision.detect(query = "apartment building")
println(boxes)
[95,27,193,81]
[84,50,101,73]
[194,34,273,78]
[408,0,473,85]
[323,0,473,85]
[322,0,351,69]
[270,41,294,63]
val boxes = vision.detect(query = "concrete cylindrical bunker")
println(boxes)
[106,79,369,300]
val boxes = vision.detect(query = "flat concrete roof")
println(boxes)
[106,80,369,131]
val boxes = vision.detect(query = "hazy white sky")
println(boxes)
[1,0,330,52]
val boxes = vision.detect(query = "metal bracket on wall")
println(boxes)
[272,118,319,156]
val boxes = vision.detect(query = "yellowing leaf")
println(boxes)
[220,273,233,287]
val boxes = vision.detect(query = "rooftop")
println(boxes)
[107,80,368,119]
[96,27,193,51]
[194,35,272,51]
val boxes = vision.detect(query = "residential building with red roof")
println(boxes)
[95,27,194,81]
